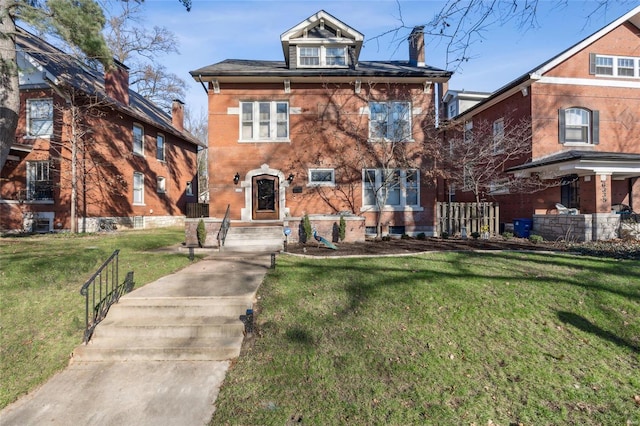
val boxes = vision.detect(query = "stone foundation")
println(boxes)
[533,213,629,242]
[284,214,365,244]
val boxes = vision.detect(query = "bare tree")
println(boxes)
[103,0,186,110]
[375,0,630,70]
[438,116,541,204]
[184,107,208,202]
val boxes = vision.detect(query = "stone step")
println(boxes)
[72,336,243,362]
[221,226,284,252]
[93,316,245,339]
[106,297,251,319]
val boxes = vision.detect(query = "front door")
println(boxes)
[252,175,279,220]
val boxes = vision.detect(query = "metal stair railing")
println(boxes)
[80,249,134,343]
[217,204,231,248]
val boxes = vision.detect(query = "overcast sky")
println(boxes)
[103,0,636,115]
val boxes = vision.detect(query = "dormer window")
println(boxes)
[297,45,347,68]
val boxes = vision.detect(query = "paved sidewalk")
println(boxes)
[0,252,272,426]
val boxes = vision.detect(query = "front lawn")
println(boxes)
[0,228,195,408]
[212,252,640,425]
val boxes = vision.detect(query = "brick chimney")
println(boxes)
[104,60,129,105]
[171,99,185,132]
[408,26,425,67]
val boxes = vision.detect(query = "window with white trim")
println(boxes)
[492,118,504,154]
[133,172,144,204]
[156,133,165,161]
[240,101,289,141]
[463,121,473,143]
[27,98,53,137]
[297,46,347,67]
[559,108,599,145]
[369,101,411,141]
[157,176,166,193]
[590,54,640,78]
[489,178,510,195]
[308,168,335,186]
[362,168,419,208]
[133,124,144,155]
[26,161,53,200]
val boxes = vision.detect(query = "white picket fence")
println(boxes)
[436,202,500,236]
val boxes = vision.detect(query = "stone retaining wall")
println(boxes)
[533,213,628,242]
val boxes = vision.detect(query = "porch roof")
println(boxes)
[507,150,640,180]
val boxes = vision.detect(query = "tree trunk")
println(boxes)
[0,1,19,173]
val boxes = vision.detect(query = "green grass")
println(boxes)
[0,228,197,408]
[212,252,640,425]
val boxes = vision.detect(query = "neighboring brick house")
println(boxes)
[0,27,204,233]
[190,10,451,243]
[442,6,640,241]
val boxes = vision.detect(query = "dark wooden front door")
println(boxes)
[252,175,279,220]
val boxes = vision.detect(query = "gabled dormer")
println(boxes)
[280,10,364,70]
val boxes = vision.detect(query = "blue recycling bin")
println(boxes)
[513,218,533,238]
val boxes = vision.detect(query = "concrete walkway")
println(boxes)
[0,252,272,426]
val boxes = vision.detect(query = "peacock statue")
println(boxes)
[312,227,338,250]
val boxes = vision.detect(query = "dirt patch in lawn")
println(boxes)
[284,237,561,257]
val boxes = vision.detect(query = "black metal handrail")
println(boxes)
[80,250,134,343]
[217,204,231,247]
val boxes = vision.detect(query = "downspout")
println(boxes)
[197,75,208,94]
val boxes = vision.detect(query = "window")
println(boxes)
[590,54,640,78]
[156,134,165,161]
[463,164,474,191]
[362,169,419,209]
[27,98,53,137]
[157,176,166,193]
[492,118,504,153]
[240,101,289,141]
[463,121,473,143]
[561,175,579,209]
[618,58,634,77]
[369,101,411,141]
[26,161,53,200]
[448,103,457,119]
[309,169,335,186]
[297,46,347,67]
[133,172,144,204]
[559,108,599,144]
[133,124,144,155]
[186,181,193,196]
[489,178,510,195]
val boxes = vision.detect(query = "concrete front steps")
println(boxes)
[72,296,249,362]
[221,225,284,252]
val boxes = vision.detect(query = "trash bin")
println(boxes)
[513,218,533,238]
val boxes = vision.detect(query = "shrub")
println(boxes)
[302,214,313,244]
[502,232,514,240]
[441,231,449,239]
[417,232,426,240]
[382,235,391,241]
[471,231,481,240]
[338,215,346,241]
[529,234,543,244]
[196,219,206,247]
[401,233,410,240]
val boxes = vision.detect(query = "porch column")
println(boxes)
[581,174,612,214]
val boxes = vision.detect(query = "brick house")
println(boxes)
[442,6,640,241]
[189,10,451,246]
[0,27,204,233]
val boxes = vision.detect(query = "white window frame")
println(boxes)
[239,101,289,142]
[368,101,412,142]
[26,161,53,200]
[133,172,144,205]
[156,133,165,161]
[157,176,166,193]
[492,118,504,154]
[297,45,347,68]
[27,98,53,138]
[133,124,144,156]
[489,178,510,195]
[361,168,421,211]
[463,121,473,144]
[563,108,591,144]
[308,168,335,186]
[593,54,640,78]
